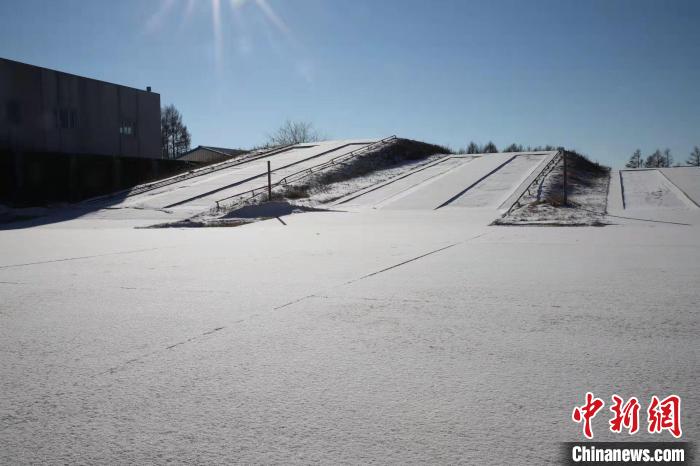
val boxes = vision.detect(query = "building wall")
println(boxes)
[0,58,161,158]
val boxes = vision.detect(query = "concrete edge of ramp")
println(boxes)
[658,170,700,208]
[496,151,559,212]
[607,169,624,212]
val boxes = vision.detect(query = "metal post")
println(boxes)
[267,160,272,201]
[562,151,568,206]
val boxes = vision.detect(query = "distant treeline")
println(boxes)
[456,142,562,154]
[626,147,700,168]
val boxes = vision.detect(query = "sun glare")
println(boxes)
[146,0,298,69]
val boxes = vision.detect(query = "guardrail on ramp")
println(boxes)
[213,135,398,211]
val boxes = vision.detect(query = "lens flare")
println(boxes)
[146,0,306,77]
[212,0,223,66]
[145,0,175,33]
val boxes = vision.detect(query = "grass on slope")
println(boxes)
[273,138,451,204]
[495,150,611,226]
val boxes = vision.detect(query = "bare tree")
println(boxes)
[267,120,320,146]
[625,149,642,168]
[687,146,700,167]
[644,149,666,168]
[663,148,673,167]
[161,105,191,159]
[466,142,480,154]
[503,143,523,152]
[482,141,499,153]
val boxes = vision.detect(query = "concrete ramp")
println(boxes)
[337,156,475,208]
[621,169,697,209]
[380,153,515,210]
[114,140,376,210]
[444,153,549,209]
[354,152,552,212]
[659,168,700,207]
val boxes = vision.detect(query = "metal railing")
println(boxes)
[504,150,563,214]
[82,143,297,204]
[214,135,398,211]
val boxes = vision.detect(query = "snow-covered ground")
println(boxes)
[1,208,698,464]
[2,152,699,463]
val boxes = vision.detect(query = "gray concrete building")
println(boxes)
[0,57,161,158]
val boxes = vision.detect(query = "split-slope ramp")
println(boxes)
[83,140,560,222]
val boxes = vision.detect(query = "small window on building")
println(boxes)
[6,100,21,125]
[54,107,78,129]
[119,121,135,136]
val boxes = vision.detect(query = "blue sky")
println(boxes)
[1,0,698,167]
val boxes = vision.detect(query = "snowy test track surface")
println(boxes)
[1,154,699,463]
[620,169,695,209]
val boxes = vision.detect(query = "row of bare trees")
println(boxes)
[161,105,191,159]
[626,147,700,168]
[160,106,321,159]
[459,142,559,154]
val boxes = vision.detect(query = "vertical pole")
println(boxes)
[267,160,272,201]
[562,151,568,206]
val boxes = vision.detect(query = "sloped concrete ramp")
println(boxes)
[337,156,475,209]
[341,152,555,213]
[660,167,700,207]
[444,153,550,209]
[620,169,697,209]
[123,141,375,211]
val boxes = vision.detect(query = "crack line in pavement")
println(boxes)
[314,295,434,304]
[2,233,489,430]
[272,232,488,310]
[0,247,163,269]
[342,242,460,284]
[39,233,485,389]
[0,232,492,434]
[96,326,228,377]
[273,294,317,310]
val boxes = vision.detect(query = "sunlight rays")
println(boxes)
[144,0,176,33]
[212,0,223,65]
[254,0,291,37]
[145,0,310,81]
